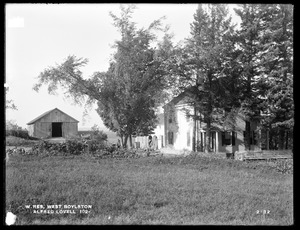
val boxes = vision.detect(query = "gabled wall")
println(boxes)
[27,109,78,139]
[34,122,51,138]
[38,109,78,123]
[164,102,194,150]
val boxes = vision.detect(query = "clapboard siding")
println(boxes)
[34,122,51,138]
[38,110,78,123]
[62,122,78,138]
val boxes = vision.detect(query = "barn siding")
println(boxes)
[62,122,78,138]
[28,108,79,139]
[34,122,52,139]
[39,110,77,123]
[32,122,78,138]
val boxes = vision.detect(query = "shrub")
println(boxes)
[6,120,30,139]
[88,140,107,153]
[29,139,88,156]
[91,125,108,142]
[6,129,30,139]
[274,159,293,174]
[25,138,140,159]
[65,140,86,155]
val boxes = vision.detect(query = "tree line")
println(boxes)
[33,4,293,150]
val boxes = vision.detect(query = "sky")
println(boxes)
[5,3,240,131]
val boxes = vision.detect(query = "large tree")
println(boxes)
[233,4,270,150]
[5,87,17,110]
[167,4,236,152]
[257,4,293,149]
[33,5,172,148]
[234,4,293,150]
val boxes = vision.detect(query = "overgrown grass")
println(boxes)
[5,154,293,225]
[6,135,40,147]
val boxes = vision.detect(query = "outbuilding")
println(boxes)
[27,108,79,139]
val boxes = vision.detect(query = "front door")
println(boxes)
[52,122,62,137]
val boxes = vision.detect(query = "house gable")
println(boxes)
[27,108,79,125]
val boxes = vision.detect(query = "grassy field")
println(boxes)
[5,154,293,225]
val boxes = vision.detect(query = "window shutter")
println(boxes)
[253,131,257,145]
[168,132,173,145]
[222,132,225,146]
[232,131,236,146]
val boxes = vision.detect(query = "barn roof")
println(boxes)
[27,108,79,125]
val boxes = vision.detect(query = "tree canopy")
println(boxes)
[33,5,173,147]
[33,4,293,150]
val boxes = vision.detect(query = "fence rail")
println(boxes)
[235,149,293,161]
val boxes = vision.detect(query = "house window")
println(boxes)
[187,131,191,147]
[186,115,190,122]
[168,131,173,145]
[232,132,236,146]
[222,131,236,146]
[252,131,257,145]
[169,116,172,123]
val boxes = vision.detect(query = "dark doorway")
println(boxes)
[52,122,62,137]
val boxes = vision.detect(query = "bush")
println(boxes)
[274,159,293,174]
[6,120,31,139]
[88,140,107,153]
[29,139,88,156]
[25,138,140,159]
[6,129,30,139]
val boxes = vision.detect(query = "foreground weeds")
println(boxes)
[5,154,293,225]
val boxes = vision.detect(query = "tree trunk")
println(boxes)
[204,117,212,153]
[266,129,269,150]
[257,128,262,150]
[279,128,285,150]
[245,121,251,150]
[285,130,289,150]
[124,135,129,149]
[205,71,213,153]
[269,130,273,150]
[200,131,203,152]
[193,106,196,152]
[129,135,133,149]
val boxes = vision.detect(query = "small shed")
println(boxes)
[27,108,79,139]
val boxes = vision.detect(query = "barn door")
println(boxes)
[52,122,62,137]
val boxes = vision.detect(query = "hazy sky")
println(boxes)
[5,3,240,130]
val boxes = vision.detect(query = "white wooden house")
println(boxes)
[163,90,262,153]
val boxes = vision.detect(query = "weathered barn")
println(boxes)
[27,108,79,139]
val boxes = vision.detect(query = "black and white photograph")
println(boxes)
[5,3,293,225]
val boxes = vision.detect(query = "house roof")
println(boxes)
[164,86,198,108]
[27,108,79,125]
